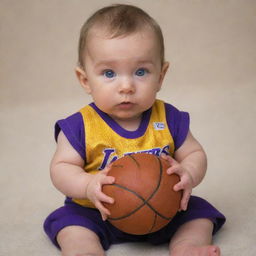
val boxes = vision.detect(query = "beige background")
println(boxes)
[1,0,256,255]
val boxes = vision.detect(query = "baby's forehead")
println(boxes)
[83,29,162,68]
[79,23,164,67]
[86,24,158,45]
[86,26,115,40]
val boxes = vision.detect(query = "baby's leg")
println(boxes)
[169,218,220,256]
[57,226,105,256]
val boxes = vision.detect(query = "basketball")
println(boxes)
[102,153,182,235]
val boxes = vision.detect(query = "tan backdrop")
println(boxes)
[1,0,255,255]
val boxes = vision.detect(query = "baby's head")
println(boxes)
[76,4,169,123]
[78,4,165,68]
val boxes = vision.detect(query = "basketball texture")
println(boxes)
[102,153,181,235]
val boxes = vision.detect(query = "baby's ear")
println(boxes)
[159,62,169,85]
[75,66,92,94]
[156,62,169,92]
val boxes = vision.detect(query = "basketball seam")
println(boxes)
[108,157,172,221]
[148,213,158,233]
[127,154,140,168]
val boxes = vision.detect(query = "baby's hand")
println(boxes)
[86,167,115,220]
[161,154,193,211]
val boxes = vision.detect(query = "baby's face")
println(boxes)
[78,27,168,125]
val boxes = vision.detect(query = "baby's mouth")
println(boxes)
[118,102,135,110]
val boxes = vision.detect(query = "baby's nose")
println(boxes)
[118,78,135,94]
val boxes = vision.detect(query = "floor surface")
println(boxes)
[1,0,256,255]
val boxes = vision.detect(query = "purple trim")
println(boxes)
[165,103,190,150]
[89,103,152,139]
[53,102,189,162]
[55,112,86,160]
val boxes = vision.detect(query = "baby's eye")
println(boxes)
[135,68,148,77]
[103,70,116,78]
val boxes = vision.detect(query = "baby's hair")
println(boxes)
[78,4,165,67]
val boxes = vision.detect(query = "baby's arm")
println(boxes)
[162,130,207,211]
[50,131,114,219]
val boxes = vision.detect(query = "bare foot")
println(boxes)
[170,244,220,256]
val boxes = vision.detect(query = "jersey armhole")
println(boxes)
[54,112,86,161]
[165,103,190,150]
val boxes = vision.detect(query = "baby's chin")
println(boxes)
[107,105,142,119]
[108,111,143,128]
[110,112,142,122]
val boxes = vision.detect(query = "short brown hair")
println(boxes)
[78,4,165,67]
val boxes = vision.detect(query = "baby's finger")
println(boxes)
[161,154,176,165]
[100,212,108,221]
[101,166,111,175]
[97,190,115,204]
[160,153,169,161]
[94,201,111,220]
[180,189,192,211]
[103,175,115,185]
[166,165,183,176]
[173,180,184,191]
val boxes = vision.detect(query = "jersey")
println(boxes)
[54,99,190,208]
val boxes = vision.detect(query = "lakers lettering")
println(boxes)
[99,145,170,170]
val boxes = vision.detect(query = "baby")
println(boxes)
[44,4,225,256]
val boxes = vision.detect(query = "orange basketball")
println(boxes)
[102,153,181,235]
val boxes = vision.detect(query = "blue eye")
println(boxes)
[135,68,147,77]
[103,70,116,78]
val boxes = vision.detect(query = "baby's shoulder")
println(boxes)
[54,111,85,160]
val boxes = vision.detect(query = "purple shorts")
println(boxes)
[43,196,225,250]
